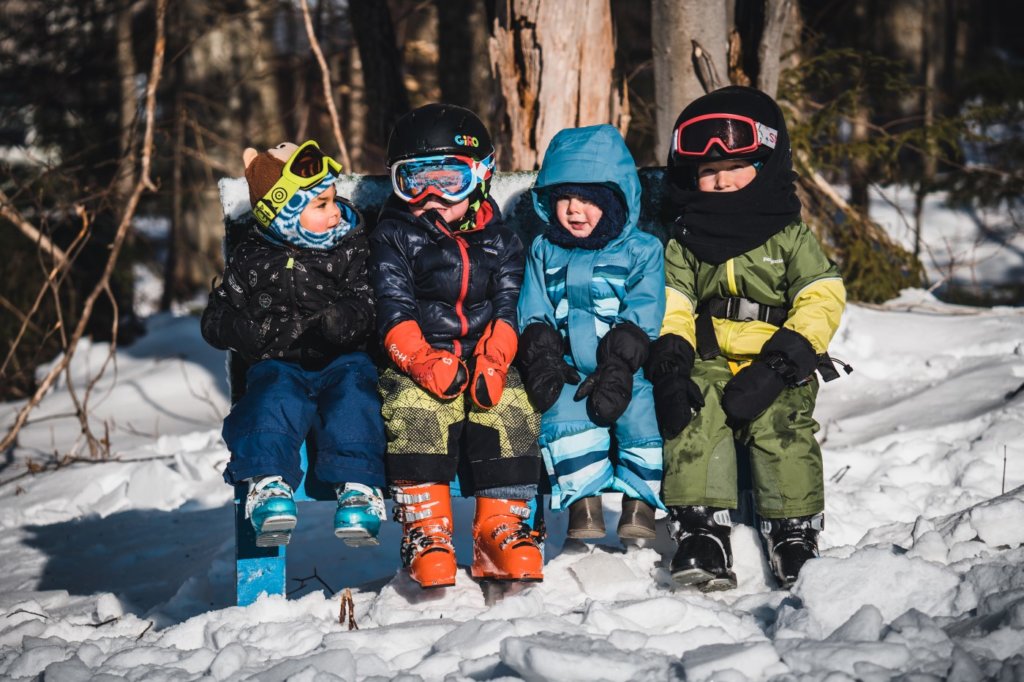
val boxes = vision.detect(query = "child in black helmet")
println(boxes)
[369,103,543,589]
[648,86,847,590]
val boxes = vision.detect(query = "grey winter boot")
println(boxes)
[567,496,606,539]
[617,496,656,540]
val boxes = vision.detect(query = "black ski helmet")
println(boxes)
[387,103,494,166]
[668,86,780,167]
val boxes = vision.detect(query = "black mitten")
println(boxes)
[321,297,372,347]
[644,334,705,439]
[517,322,580,413]
[573,322,650,426]
[201,303,265,360]
[721,327,817,424]
[259,316,308,359]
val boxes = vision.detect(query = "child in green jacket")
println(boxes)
[647,86,846,590]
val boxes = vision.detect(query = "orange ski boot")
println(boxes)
[471,497,544,581]
[392,482,457,588]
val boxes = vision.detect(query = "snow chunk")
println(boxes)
[501,633,678,681]
[679,641,786,682]
[792,547,962,636]
[567,551,646,600]
[968,497,1024,547]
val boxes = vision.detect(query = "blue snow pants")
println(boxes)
[222,352,386,492]
[539,368,664,511]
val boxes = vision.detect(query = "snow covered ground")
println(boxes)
[3,191,1024,679]
[3,292,1023,680]
[869,184,1024,302]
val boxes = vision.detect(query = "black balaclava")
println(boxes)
[543,183,628,250]
[664,86,802,265]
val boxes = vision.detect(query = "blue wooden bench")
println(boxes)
[219,169,670,606]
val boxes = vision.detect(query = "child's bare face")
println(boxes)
[299,185,342,233]
[409,197,470,224]
[555,196,603,239]
[697,159,757,192]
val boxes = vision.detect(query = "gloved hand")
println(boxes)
[259,315,309,359]
[469,319,518,409]
[573,322,650,427]
[201,300,302,361]
[721,327,818,424]
[321,297,372,347]
[385,320,468,399]
[516,322,580,413]
[644,334,705,440]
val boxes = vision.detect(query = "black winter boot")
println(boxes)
[668,506,737,592]
[760,513,823,588]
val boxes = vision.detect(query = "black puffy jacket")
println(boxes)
[201,209,375,371]
[369,197,523,359]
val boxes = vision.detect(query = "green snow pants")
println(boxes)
[661,355,824,519]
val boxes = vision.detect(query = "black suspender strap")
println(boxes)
[704,296,788,325]
[695,300,721,361]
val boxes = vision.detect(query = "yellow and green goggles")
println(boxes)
[253,140,342,228]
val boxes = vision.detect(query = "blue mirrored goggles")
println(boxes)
[390,153,494,204]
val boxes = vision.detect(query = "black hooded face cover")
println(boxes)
[664,86,803,265]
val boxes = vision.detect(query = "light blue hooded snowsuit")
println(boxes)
[518,124,666,511]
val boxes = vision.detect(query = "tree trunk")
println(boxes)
[652,0,728,155]
[243,0,286,145]
[346,41,366,172]
[756,0,792,98]
[914,0,943,259]
[115,0,138,206]
[488,0,622,171]
[349,0,410,168]
[161,0,288,301]
[436,0,492,116]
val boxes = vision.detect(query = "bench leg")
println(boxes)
[235,495,286,606]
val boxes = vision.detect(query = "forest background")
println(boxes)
[0,0,1021,451]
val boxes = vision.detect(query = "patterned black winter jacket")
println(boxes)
[201,206,375,371]
[369,197,524,360]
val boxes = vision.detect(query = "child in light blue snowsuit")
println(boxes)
[517,124,666,541]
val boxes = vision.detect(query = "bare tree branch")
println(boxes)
[0,295,42,336]
[692,40,724,93]
[0,0,167,454]
[299,0,351,170]
[0,207,90,378]
[0,190,69,266]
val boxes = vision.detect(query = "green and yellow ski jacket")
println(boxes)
[662,222,846,367]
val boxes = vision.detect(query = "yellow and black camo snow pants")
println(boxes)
[661,355,825,519]
[378,365,542,491]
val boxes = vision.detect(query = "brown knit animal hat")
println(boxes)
[243,142,297,208]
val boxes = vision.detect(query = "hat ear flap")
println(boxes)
[243,147,259,169]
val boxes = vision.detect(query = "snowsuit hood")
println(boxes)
[531,124,641,246]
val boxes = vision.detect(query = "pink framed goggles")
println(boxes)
[673,113,778,157]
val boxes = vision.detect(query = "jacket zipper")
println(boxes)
[453,234,471,348]
[286,250,298,311]
[432,218,471,358]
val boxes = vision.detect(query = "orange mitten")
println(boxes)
[385,320,468,399]
[469,319,518,409]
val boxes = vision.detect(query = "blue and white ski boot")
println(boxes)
[334,482,386,547]
[245,475,297,547]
